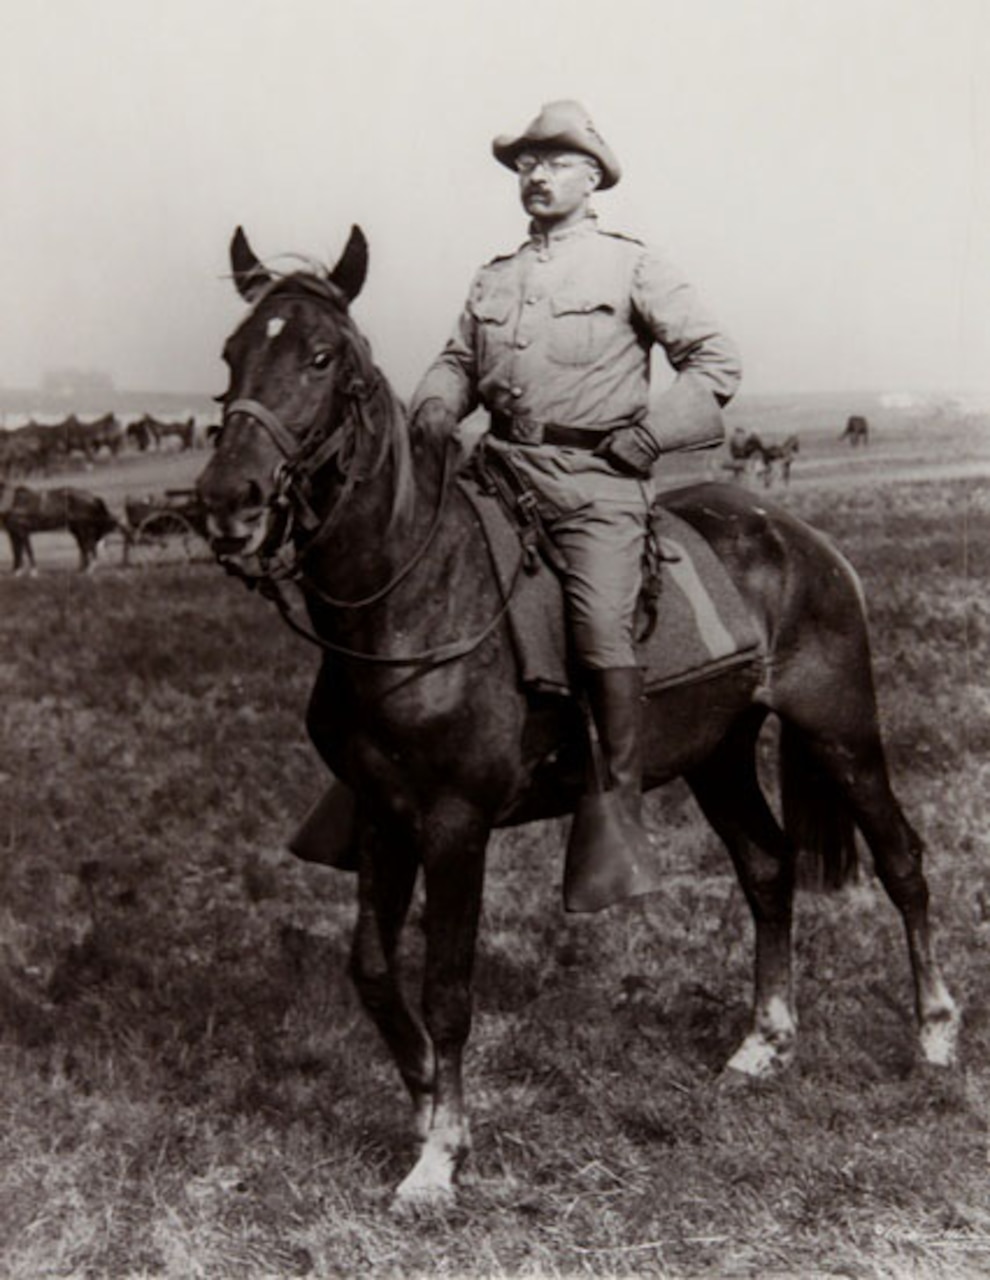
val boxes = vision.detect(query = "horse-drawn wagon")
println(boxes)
[124,488,209,565]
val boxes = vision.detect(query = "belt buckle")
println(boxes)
[513,417,544,446]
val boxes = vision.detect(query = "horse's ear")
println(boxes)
[230,226,272,302]
[328,225,368,303]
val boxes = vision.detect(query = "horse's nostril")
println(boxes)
[244,480,265,509]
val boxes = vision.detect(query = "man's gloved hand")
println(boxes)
[412,397,457,438]
[597,423,661,478]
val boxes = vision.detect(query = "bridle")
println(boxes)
[222,360,379,568]
[215,291,526,667]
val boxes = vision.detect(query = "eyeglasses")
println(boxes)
[514,152,592,176]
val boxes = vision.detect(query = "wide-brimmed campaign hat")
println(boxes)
[492,100,621,189]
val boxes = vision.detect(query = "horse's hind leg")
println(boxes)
[785,714,959,1067]
[6,531,20,574]
[773,592,960,1068]
[11,531,35,576]
[685,711,798,1077]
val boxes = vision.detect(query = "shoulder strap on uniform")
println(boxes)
[598,228,646,247]
[482,242,526,268]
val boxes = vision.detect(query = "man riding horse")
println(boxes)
[410,100,742,891]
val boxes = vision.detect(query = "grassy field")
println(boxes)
[0,411,988,1277]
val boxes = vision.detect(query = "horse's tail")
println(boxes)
[779,722,859,891]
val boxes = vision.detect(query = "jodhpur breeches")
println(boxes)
[487,438,654,668]
[546,492,651,668]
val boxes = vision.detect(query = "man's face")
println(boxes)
[515,149,599,224]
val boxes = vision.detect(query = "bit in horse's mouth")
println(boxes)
[205,509,272,558]
[210,535,253,558]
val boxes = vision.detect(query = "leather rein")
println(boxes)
[218,334,526,668]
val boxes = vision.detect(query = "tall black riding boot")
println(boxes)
[588,666,649,822]
[563,666,665,912]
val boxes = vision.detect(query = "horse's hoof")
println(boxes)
[389,1181,457,1217]
[723,1031,795,1079]
[920,1007,960,1068]
[389,1135,467,1216]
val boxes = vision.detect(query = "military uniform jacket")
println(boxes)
[411,215,742,452]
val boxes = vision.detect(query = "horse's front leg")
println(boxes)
[392,795,488,1212]
[350,822,436,1142]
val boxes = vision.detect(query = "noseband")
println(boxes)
[223,396,301,461]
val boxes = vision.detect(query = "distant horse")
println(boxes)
[126,418,155,452]
[721,427,764,482]
[0,421,64,478]
[61,413,124,462]
[756,433,800,487]
[129,414,196,451]
[195,226,958,1210]
[841,415,869,447]
[0,484,124,572]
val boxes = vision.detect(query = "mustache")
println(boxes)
[522,181,552,198]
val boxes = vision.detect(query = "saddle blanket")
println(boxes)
[461,482,762,696]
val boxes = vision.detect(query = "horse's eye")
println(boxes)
[311,350,333,371]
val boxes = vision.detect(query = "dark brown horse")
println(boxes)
[125,418,156,452]
[0,420,66,478]
[0,484,123,572]
[195,226,959,1210]
[721,427,764,481]
[755,432,800,487]
[841,415,870,447]
[128,414,196,451]
[62,413,124,461]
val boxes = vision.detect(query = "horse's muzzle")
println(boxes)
[204,509,272,559]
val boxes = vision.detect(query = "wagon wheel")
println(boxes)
[134,511,200,567]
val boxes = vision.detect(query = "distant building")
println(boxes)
[879,392,922,411]
[880,391,990,420]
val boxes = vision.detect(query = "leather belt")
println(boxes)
[489,412,619,450]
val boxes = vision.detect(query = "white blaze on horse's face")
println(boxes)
[266,317,286,340]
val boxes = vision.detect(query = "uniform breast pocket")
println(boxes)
[548,296,615,366]
[469,287,514,361]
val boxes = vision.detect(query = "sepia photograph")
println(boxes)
[0,1,987,1275]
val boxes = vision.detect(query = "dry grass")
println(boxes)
[0,424,988,1277]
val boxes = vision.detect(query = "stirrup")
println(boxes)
[563,790,663,912]
[287,781,358,870]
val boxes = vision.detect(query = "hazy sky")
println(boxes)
[1,0,988,399]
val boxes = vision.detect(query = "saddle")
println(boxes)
[460,444,761,697]
[289,448,765,873]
